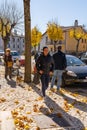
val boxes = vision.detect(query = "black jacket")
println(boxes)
[36,54,54,74]
[53,50,67,70]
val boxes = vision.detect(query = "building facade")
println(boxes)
[0,33,25,54]
[39,20,87,54]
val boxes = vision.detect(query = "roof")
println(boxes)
[42,25,85,36]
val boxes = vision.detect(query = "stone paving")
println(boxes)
[0,66,87,130]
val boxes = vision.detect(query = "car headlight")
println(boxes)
[67,71,77,77]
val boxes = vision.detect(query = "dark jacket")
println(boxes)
[4,54,13,66]
[36,53,54,74]
[53,50,67,70]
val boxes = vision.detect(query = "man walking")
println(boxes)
[36,46,54,98]
[51,46,67,90]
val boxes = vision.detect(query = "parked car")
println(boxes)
[62,55,87,87]
[19,55,25,66]
[11,51,20,62]
[0,50,4,56]
[19,56,35,72]
[80,52,87,64]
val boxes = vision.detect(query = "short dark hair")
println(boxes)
[58,46,62,50]
[43,46,48,51]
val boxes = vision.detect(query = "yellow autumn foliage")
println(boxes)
[31,26,42,47]
[6,23,11,33]
[70,28,87,40]
[0,18,11,38]
[47,22,63,41]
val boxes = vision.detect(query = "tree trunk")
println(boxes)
[23,0,31,83]
[3,39,8,72]
[76,40,80,57]
[54,41,57,52]
[3,39,8,53]
[34,46,36,55]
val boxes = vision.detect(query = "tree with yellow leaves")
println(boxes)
[31,26,42,54]
[70,27,87,56]
[47,22,63,51]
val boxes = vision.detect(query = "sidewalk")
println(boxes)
[0,66,87,130]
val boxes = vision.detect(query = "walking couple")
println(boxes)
[36,46,67,99]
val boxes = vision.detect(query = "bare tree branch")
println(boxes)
[0,0,24,33]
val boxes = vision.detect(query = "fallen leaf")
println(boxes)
[26,111,31,114]
[57,113,62,118]
[76,110,80,114]
[36,126,40,130]
[14,100,19,104]
[37,96,43,101]
[24,124,30,129]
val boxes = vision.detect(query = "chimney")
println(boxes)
[74,20,78,27]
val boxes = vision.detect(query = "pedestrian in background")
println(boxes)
[51,46,67,90]
[4,48,13,79]
[36,46,54,98]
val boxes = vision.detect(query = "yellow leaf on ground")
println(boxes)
[24,124,30,129]
[57,113,62,118]
[26,111,31,114]
[14,100,19,104]
[36,126,40,130]
[82,128,87,130]
[37,96,43,101]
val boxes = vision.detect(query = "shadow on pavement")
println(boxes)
[56,91,87,112]
[64,84,87,97]
[31,83,85,130]
[6,78,16,88]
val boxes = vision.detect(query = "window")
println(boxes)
[46,36,48,43]
[82,39,83,43]
[13,44,15,48]
[59,40,62,44]
[18,38,19,42]
[12,37,15,42]
[23,39,24,43]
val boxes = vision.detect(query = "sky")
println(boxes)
[0,0,87,33]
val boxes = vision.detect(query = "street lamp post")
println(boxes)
[0,17,11,51]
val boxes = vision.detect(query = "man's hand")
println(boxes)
[49,71,53,76]
[39,70,43,74]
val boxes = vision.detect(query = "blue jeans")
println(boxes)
[41,74,50,97]
[51,70,63,89]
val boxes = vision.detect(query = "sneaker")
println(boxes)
[57,86,61,90]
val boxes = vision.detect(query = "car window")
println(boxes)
[0,51,4,56]
[81,53,87,58]
[11,52,19,56]
[66,56,85,66]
